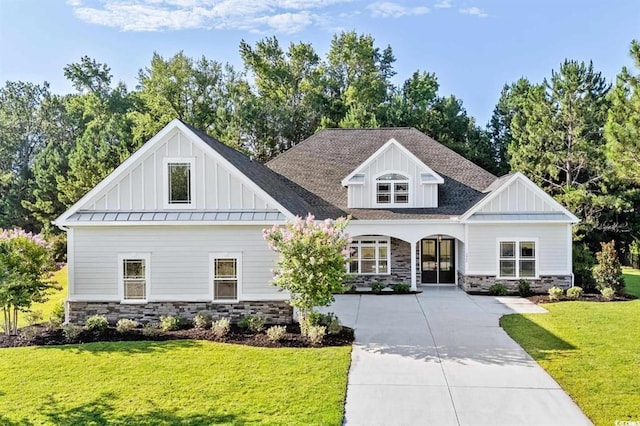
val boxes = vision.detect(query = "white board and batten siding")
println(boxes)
[84,128,276,212]
[70,226,285,302]
[347,142,438,208]
[465,223,572,276]
[478,179,558,213]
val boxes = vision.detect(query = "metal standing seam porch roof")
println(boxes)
[66,210,286,222]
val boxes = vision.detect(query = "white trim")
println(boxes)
[410,240,417,291]
[566,224,573,275]
[60,220,287,227]
[163,157,196,209]
[341,138,444,186]
[209,252,242,303]
[373,170,413,208]
[461,173,580,223]
[241,293,290,301]
[54,120,295,225]
[67,228,75,299]
[347,236,391,275]
[496,238,539,280]
[117,253,151,303]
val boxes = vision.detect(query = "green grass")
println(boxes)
[623,267,640,297]
[501,300,640,425]
[0,340,351,425]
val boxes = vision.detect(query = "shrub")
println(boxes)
[299,311,341,336]
[85,314,109,332]
[573,243,597,291]
[63,324,83,342]
[116,318,138,333]
[371,282,386,292]
[25,310,43,326]
[266,325,287,342]
[593,241,625,295]
[211,318,231,338]
[548,286,564,301]
[193,312,213,329]
[20,325,40,341]
[325,313,342,335]
[142,322,161,337]
[159,316,184,332]
[306,325,326,345]
[238,315,265,333]
[51,302,65,326]
[566,286,583,300]
[600,287,615,301]
[393,283,411,294]
[488,283,508,296]
[518,280,531,297]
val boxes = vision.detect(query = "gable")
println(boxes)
[55,120,294,226]
[462,173,579,223]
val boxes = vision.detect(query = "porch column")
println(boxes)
[410,240,417,291]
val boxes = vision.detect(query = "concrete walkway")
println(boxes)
[324,286,592,426]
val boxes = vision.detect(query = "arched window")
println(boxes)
[376,173,409,205]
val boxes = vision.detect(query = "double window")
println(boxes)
[498,240,537,278]
[119,254,150,303]
[348,238,390,275]
[163,158,195,208]
[210,253,241,302]
[376,173,409,205]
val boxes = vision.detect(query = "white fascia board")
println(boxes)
[460,172,580,223]
[58,220,288,228]
[461,219,575,224]
[349,217,461,225]
[54,119,185,225]
[340,138,444,186]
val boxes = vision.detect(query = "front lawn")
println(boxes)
[0,340,351,425]
[501,300,640,425]
[623,267,640,297]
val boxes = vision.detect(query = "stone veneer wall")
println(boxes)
[346,237,412,287]
[67,301,293,325]
[458,273,572,293]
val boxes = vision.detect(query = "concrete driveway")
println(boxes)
[323,286,592,426]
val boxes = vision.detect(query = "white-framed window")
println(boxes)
[347,237,390,275]
[375,173,410,206]
[498,239,537,279]
[163,157,196,209]
[210,253,242,302]
[118,253,151,303]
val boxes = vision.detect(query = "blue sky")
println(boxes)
[0,0,638,125]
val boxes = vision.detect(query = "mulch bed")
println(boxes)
[527,293,636,304]
[0,323,355,349]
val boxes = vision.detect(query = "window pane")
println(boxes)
[215,280,237,300]
[394,182,408,192]
[169,163,191,204]
[394,193,409,203]
[378,246,388,258]
[124,259,145,279]
[215,259,236,278]
[377,183,390,192]
[361,260,377,274]
[520,260,536,277]
[500,242,515,258]
[520,241,535,258]
[500,260,516,277]
[361,247,376,259]
[377,173,408,181]
[378,260,388,273]
[349,260,359,273]
[124,279,146,300]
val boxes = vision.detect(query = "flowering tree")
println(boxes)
[263,214,350,313]
[0,229,56,335]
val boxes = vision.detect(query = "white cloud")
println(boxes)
[368,2,429,18]
[252,12,314,34]
[434,0,451,8]
[459,6,487,17]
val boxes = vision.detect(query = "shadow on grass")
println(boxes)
[39,339,202,354]
[0,392,247,425]
[500,314,576,361]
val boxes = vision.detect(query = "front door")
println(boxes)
[421,238,455,284]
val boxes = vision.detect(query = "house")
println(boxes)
[54,119,578,324]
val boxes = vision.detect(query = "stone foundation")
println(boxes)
[346,237,412,287]
[458,273,572,294]
[67,300,293,325]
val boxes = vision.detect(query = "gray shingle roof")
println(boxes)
[266,128,498,220]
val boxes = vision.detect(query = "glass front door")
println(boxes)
[421,238,455,284]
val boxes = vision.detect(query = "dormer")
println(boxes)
[341,138,444,209]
